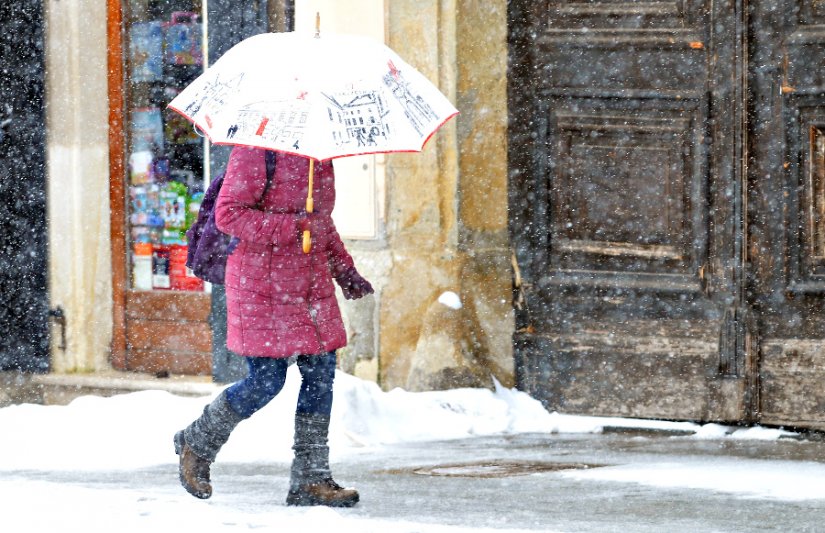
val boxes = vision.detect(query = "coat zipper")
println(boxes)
[308,296,324,353]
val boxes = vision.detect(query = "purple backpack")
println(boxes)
[185,150,276,284]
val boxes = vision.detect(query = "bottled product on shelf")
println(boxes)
[125,1,205,293]
[165,12,203,66]
[151,244,171,290]
[170,244,204,291]
[129,21,163,83]
[132,242,154,291]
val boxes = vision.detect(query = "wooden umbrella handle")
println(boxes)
[302,159,315,254]
[302,230,311,253]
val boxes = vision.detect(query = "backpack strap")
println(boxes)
[255,150,276,209]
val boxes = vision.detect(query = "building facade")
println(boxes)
[32,0,513,394]
[6,0,823,432]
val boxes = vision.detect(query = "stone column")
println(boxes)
[380,0,514,391]
[454,0,514,386]
[45,0,113,372]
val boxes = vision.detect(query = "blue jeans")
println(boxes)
[224,351,337,419]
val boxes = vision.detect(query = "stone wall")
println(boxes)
[339,0,513,391]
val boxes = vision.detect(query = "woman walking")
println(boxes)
[173,146,373,507]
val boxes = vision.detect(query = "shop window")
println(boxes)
[111,0,285,375]
[126,0,206,292]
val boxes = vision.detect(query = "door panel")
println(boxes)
[546,96,705,287]
[509,0,752,421]
[750,1,825,429]
[0,1,48,371]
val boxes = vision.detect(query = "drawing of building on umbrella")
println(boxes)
[229,100,309,150]
[383,64,438,137]
[324,91,390,149]
[183,72,245,117]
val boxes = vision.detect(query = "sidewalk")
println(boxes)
[5,431,823,532]
[1,371,823,531]
[334,432,825,532]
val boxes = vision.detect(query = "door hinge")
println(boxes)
[698,264,710,294]
[718,306,754,378]
[781,54,795,94]
[510,251,534,334]
[511,251,524,310]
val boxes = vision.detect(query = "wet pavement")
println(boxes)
[336,432,825,532]
[14,431,824,532]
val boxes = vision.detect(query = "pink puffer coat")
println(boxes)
[215,146,354,358]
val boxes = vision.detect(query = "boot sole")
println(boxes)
[174,431,212,500]
[286,491,359,508]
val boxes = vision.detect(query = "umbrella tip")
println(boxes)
[315,12,321,38]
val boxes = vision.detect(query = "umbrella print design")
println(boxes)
[227,99,310,149]
[168,32,457,162]
[323,91,390,149]
[183,72,246,118]
[383,61,438,136]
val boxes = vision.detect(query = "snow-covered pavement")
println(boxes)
[1,368,823,532]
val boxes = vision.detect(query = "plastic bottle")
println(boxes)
[152,245,171,290]
[133,242,153,291]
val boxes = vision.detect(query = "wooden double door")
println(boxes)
[509,0,825,429]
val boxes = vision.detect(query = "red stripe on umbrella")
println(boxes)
[256,117,269,136]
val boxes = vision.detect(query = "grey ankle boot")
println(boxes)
[174,391,245,499]
[286,412,359,507]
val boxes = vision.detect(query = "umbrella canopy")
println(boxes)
[168,30,458,162]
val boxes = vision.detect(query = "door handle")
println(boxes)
[49,306,67,351]
[0,104,11,145]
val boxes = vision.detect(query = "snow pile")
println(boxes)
[0,369,560,471]
[692,422,796,440]
[331,374,557,447]
[0,367,798,472]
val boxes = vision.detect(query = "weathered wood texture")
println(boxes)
[748,0,825,430]
[509,0,752,422]
[123,291,212,376]
[760,340,825,431]
[511,0,825,429]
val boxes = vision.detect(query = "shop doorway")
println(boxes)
[509,1,825,430]
[108,0,289,378]
[0,1,49,371]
